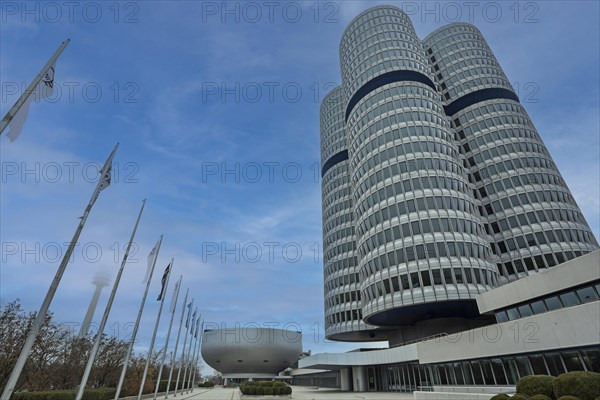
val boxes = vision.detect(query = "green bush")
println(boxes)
[530,396,552,400]
[491,395,511,400]
[511,395,530,400]
[239,381,291,396]
[557,397,581,400]
[517,375,556,399]
[553,371,600,400]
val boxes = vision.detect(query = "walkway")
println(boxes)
[172,386,414,399]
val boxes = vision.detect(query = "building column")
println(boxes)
[340,368,351,391]
[351,366,367,392]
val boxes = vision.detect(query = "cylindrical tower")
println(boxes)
[340,6,499,336]
[321,86,386,341]
[78,273,110,338]
[423,23,599,281]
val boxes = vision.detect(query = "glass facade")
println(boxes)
[423,24,598,282]
[321,6,598,341]
[495,281,600,323]
[321,86,383,341]
[374,347,600,392]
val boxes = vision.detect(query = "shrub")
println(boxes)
[248,386,257,395]
[511,395,530,400]
[12,389,117,400]
[157,380,170,392]
[553,371,600,400]
[285,386,292,395]
[255,387,264,396]
[517,375,556,399]
[557,397,580,400]
[530,396,552,400]
[491,395,511,400]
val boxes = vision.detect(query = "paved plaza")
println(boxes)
[172,386,414,400]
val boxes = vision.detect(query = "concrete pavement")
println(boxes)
[172,386,413,400]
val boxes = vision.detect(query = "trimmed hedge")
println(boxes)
[198,381,215,388]
[553,371,600,400]
[530,396,552,400]
[517,375,556,399]
[12,389,116,400]
[491,395,510,400]
[240,381,292,396]
[557,397,581,400]
[511,395,530,400]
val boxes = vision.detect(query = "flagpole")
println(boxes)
[153,275,182,400]
[165,289,188,399]
[137,258,174,399]
[185,317,200,393]
[0,143,117,400]
[74,199,146,400]
[190,320,204,391]
[114,235,164,400]
[180,308,196,394]
[0,39,70,136]
[174,299,193,396]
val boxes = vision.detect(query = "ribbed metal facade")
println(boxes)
[321,6,598,343]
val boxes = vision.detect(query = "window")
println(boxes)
[470,361,484,385]
[576,286,599,303]
[559,292,580,307]
[529,354,548,375]
[514,356,532,377]
[545,353,566,376]
[562,352,584,371]
[496,311,508,323]
[503,358,520,384]
[480,360,495,384]
[544,296,562,311]
[491,359,507,385]
[517,304,533,318]
[530,300,547,314]
[506,308,520,321]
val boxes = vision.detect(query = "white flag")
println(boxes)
[143,240,160,283]
[6,64,56,142]
[170,276,181,313]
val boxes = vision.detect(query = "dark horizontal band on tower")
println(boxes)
[321,149,349,177]
[444,87,519,116]
[345,70,437,121]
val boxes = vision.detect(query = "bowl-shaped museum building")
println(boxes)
[201,327,302,381]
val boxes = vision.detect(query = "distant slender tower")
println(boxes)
[78,273,110,338]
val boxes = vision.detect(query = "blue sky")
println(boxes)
[1,1,599,372]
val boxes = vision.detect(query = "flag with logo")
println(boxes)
[190,308,197,334]
[157,262,171,301]
[5,63,57,142]
[90,161,113,207]
[194,317,201,338]
[185,301,193,328]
